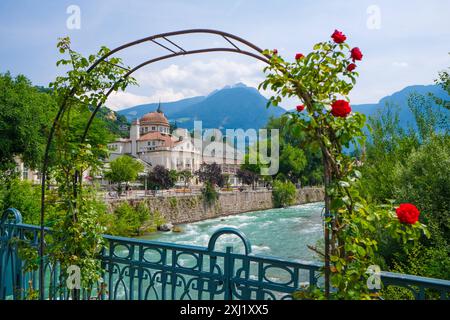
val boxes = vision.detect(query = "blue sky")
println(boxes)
[1,0,449,110]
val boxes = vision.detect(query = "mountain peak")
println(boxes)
[220,82,249,90]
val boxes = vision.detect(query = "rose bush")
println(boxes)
[396,203,420,224]
[260,30,427,299]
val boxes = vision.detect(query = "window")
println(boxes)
[22,167,29,180]
[152,126,156,131]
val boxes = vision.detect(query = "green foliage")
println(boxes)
[42,36,137,296]
[106,201,165,236]
[201,181,218,205]
[168,197,178,209]
[392,135,450,245]
[47,186,107,291]
[0,72,57,173]
[109,202,141,236]
[272,180,296,208]
[265,116,322,185]
[0,179,41,224]
[261,33,427,299]
[360,74,450,282]
[96,106,130,138]
[105,155,144,194]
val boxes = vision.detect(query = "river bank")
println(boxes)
[107,187,324,225]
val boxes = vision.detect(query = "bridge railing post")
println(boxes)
[223,246,234,300]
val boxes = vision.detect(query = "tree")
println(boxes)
[359,69,450,282]
[265,115,322,185]
[236,168,259,189]
[178,170,193,191]
[195,162,226,187]
[147,165,176,190]
[278,144,307,183]
[0,73,56,174]
[105,156,144,195]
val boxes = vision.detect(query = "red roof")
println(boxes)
[138,132,174,147]
[140,112,169,126]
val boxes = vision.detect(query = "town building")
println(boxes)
[107,105,243,185]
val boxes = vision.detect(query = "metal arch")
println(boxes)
[38,29,271,300]
[84,29,270,73]
[81,47,270,142]
[207,227,252,255]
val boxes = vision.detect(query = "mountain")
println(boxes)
[118,96,205,121]
[116,83,449,134]
[117,83,286,130]
[352,84,449,128]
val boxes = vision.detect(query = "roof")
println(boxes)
[138,131,175,147]
[140,111,169,126]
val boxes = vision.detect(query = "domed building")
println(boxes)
[138,105,170,135]
[108,103,243,185]
[108,104,202,172]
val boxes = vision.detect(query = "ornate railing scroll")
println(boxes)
[1,208,449,300]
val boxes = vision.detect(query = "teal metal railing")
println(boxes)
[1,208,449,300]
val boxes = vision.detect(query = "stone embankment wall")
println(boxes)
[107,187,324,224]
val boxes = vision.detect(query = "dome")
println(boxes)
[140,111,169,127]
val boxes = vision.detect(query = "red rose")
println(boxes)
[396,203,420,224]
[331,100,351,117]
[347,63,357,72]
[296,105,305,112]
[295,53,304,60]
[350,47,363,61]
[273,49,278,55]
[331,30,347,44]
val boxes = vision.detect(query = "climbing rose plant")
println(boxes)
[46,37,137,298]
[260,30,428,299]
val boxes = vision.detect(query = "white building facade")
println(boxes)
[108,107,243,181]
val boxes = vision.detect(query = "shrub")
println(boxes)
[0,179,41,224]
[272,180,296,208]
[201,181,218,205]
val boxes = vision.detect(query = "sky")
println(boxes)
[0,0,449,110]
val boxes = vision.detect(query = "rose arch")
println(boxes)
[37,28,427,300]
[38,29,274,298]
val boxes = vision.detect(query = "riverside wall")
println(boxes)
[107,187,324,225]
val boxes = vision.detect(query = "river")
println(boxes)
[140,202,325,262]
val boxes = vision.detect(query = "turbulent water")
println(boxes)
[140,202,325,262]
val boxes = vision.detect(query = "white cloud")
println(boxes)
[105,59,269,110]
[106,91,152,111]
[392,61,409,68]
